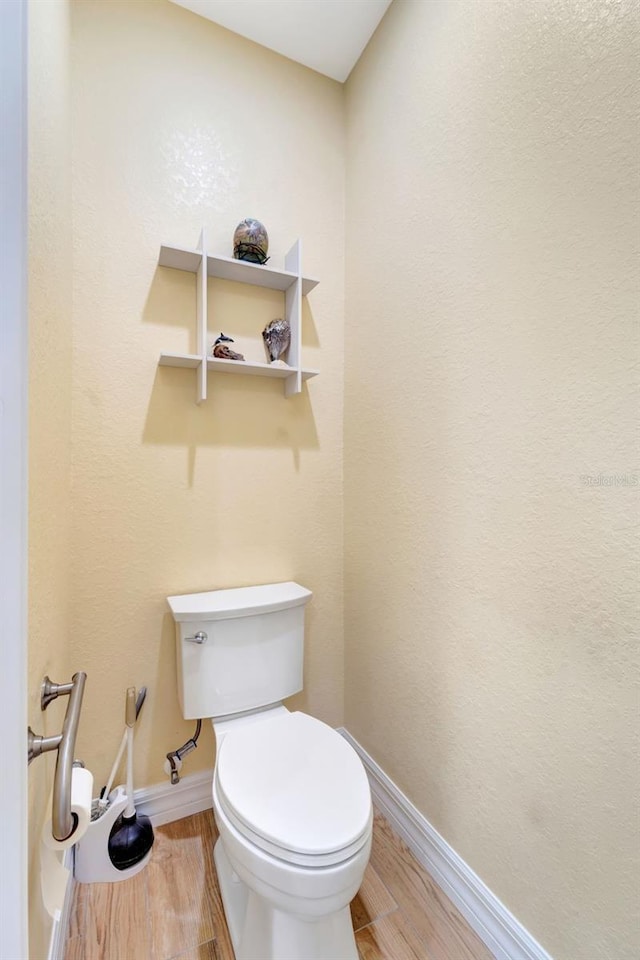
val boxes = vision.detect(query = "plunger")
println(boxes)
[108,687,154,871]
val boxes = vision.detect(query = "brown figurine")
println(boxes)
[212,333,245,361]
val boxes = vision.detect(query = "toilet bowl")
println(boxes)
[212,708,372,960]
[167,582,373,960]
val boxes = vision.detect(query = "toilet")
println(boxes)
[167,582,372,960]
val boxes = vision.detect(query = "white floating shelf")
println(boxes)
[158,246,201,273]
[159,355,319,380]
[159,352,201,369]
[206,357,319,380]
[159,245,319,297]
[157,231,319,404]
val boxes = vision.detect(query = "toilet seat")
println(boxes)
[214,711,372,868]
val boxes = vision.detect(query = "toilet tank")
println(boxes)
[167,582,312,720]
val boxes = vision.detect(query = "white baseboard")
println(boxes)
[47,850,74,960]
[133,769,214,827]
[53,737,552,960]
[338,728,553,960]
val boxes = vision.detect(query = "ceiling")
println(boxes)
[169,0,393,83]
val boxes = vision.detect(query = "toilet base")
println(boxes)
[214,838,359,960]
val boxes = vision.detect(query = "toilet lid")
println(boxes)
[215,711,371,864]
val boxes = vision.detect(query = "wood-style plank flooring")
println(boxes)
[64,809,495,960]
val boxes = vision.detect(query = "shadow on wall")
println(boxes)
[301,298,319,348]
[143,366,318,483]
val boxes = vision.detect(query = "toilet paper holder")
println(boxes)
[28,671,87,842]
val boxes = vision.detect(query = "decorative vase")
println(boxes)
[233,218,269,265]
[262,318,291,363]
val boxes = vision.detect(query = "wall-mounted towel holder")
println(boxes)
[28,672,87,841]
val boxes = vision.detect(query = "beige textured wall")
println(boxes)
[28,0,73,956]
[29,0,638,955]
[69,0,344,787]
[344,2,639,958]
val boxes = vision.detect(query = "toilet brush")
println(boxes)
[108,687,154,871]
[98,686,147,813]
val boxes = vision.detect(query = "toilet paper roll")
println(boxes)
[40,766,93,919]
[41,765,93,851]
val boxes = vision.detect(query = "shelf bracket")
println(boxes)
[196,228,207,404]
[284,240,302,397]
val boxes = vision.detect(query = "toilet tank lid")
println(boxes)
[167,581,312,622]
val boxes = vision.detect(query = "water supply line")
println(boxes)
[165,719,201,785]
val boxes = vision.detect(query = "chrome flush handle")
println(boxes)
[185,631,208,644]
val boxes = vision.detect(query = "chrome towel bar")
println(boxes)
[28,671,87,842]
